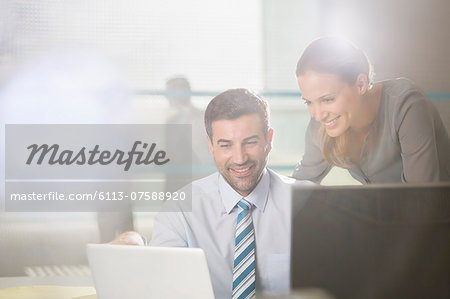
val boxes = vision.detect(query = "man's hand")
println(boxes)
[108,231,146,246]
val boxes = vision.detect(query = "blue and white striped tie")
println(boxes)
[232,199,256,299]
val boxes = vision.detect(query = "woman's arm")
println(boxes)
[396,91,441,182]
[291,120,332,183]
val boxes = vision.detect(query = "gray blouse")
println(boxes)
[292,78,450,184]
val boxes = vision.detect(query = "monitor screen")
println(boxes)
[291,183,450,299]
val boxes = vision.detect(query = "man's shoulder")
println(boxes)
[267,168,315,186]
[191,172,220,195]
[156,173,220,214]
[268,168,295,185]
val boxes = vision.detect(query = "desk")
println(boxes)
[0,276,96,299]
[0,277,337,299]
[0,276,93,289]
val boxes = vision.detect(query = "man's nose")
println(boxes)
[232,146,248,165]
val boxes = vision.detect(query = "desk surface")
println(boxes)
[0,277,96,299]
[0,276,93,289]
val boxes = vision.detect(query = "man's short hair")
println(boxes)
[204,88,270,139]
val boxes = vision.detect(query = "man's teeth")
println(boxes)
[233,167,250,173]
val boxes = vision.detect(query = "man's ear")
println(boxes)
[356,73,369,95]
[207,135,214,157]
[266,128,274,153]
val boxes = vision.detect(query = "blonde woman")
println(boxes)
[292,37,450,183]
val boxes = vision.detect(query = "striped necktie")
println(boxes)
[232,199,256,299]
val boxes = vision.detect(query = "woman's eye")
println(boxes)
[303,100,311,105]
[323,98,334,103]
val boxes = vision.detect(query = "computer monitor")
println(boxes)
[291,183,450,299]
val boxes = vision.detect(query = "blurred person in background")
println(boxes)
[164,76,213,180]
[292,37,450,184]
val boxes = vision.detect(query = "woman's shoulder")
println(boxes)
[381,77,424,99]
[381,78,429,113]
[380,77,434,130]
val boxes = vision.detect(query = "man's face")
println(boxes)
[207,113,273,196]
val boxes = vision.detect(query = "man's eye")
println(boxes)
[220,144,230,148]
[245,141,257,145]
[303,100,311,105]
[323,97,334,103]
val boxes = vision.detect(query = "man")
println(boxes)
[113,88,311,298]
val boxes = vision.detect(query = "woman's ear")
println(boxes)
[356,73,369,95]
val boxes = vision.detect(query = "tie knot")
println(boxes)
[237,199,251,211]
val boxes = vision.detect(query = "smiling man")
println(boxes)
[205,96,273,198]
[114,88,311,299]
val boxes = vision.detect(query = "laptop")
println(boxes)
[87,244,215,299]
[291,183,450,299]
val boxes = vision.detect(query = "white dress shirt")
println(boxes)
[150,168,311,298]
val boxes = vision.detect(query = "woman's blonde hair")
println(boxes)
[319,126,351,168]
[296,37,374,168]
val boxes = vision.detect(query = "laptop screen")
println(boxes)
[291,183,450,299]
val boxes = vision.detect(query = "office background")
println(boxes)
[0,0,449,276]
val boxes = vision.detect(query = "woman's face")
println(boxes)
[298,70,360,137]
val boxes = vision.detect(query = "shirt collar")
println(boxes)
[219,168,270,214]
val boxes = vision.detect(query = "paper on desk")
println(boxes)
[0,285,96,299]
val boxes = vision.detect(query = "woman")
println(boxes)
[292,37,450,184]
